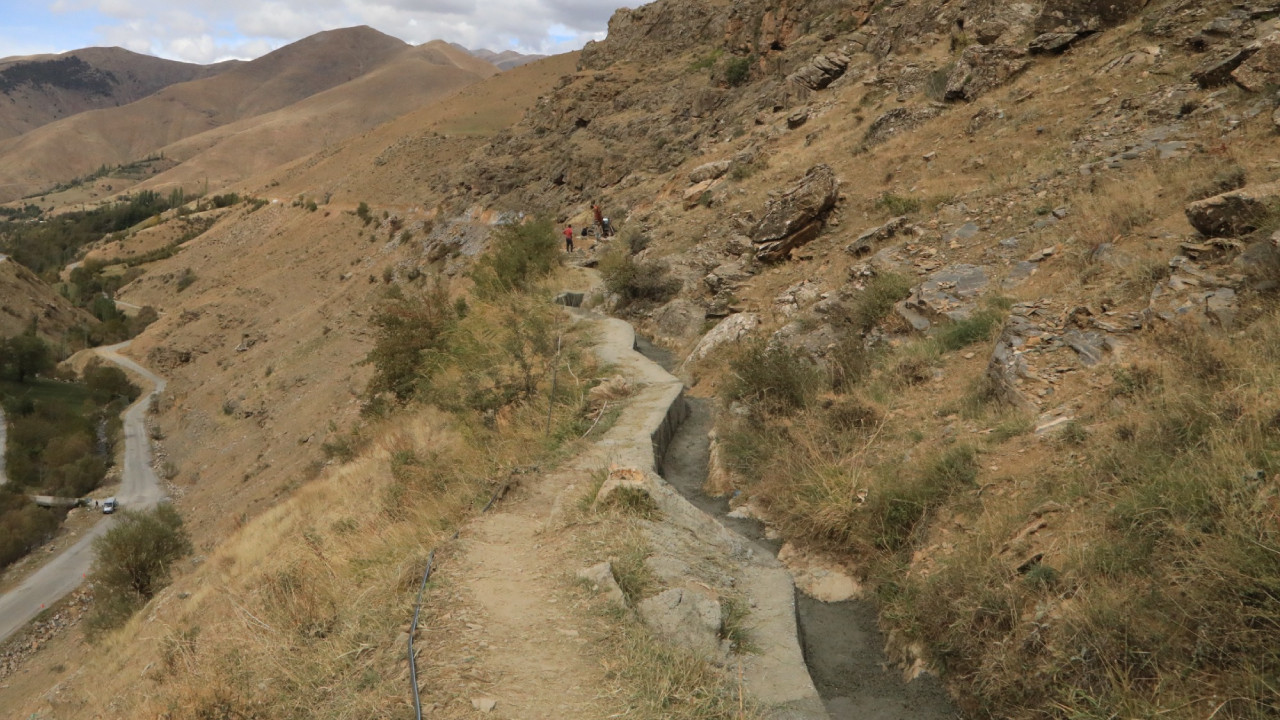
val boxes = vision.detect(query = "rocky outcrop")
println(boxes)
[1034,0,1148,34]
[863,106,943,146]
[899,264,991,329]
[751,164,840,261]
[688,160,731,184]
[1029,32,1083,54]
[1192,46,1260,88]
[580,0,726,70]
[945,45,1031,102]
[1231,34,1280,92]
[845,216,913,256]
[1185,181,1280,237]
[788,50,852,90]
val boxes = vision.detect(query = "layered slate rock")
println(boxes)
[751,164,840,261]
[1192,46,1260,88]
[944,45,1031,101]
[1186,181,1280,237]
[1029,32,1083,54]
[1231,34,1280,92]
[788,50,852,90]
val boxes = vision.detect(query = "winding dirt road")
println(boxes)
[0,342,166,643]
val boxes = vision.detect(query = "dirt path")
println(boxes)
[428,469,617,719]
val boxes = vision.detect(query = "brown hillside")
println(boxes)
[0,27,414,203]
[127,42,499,198]
[0,255,94,343]
[0,47,234,143]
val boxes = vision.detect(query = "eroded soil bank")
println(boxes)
[638,336,957,720]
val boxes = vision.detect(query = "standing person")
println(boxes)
[563,224,574,252]
[592,203,604,238]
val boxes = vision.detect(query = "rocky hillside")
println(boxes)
[2,0,1280,717]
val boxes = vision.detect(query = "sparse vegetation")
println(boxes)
[469,216,560,296]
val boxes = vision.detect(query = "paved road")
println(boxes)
[0,341,166,643]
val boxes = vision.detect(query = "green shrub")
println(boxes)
[599,248,681,310]
[620,226,650,254]
[875,192,921,215]
[86,504,192,637]
[355,201,372,226]
[724,56,753,87]
[469,217,560,296]
[725,340,821,416]
[934,307,1005,351]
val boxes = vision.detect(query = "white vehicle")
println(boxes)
[101,497,117,514]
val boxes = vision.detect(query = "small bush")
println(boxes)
[364,283,458,402]
[86,504,192,637]
[599,248,681,310]
[620,226,650,254]
[876,192,922,215]
[845,272,912,334]
[924,63,955,102]
[934,306,1005,351]
[355,201,372,226]
[176,268,196,292]
[724,56,753,87]
[725,340,822,416]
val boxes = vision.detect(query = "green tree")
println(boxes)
[86,504,192,636]
[0,332,53,383]
[469,217,560,297]
[364,284,457,402]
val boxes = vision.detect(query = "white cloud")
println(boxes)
[45,0,624,62]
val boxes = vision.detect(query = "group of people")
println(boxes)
[562,203,615,252]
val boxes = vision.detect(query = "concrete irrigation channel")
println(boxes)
[634,335,959,720]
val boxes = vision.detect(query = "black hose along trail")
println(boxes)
[635,336,958,720]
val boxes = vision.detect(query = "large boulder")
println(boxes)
[688,313,761,362]
[751,164,840,261]
[945,45,1031,101]
[1185,181,1280,237]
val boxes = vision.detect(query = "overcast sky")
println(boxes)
[0,0,627,64]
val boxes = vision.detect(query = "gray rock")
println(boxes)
[577,562,627,607]
[987,327,1036,412]
[786,109,809,129]
[1185,180,1280,237]
[945,45,1031,102]
[752,165,840,262]
[688,313,761,362]
[637,588,723,658]
[1063,328,1113,366]
[945,222,981,242]
[689,160,732,184]
[1029,32,1082,54]
[845,216,910,256]
[788,51,852,91]
[905,264,991,322]
[1206,288,1238,327]
[863,106,942,146]
[1192,47,1260,88]
[652,298,707,341]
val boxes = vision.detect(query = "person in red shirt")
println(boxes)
[563,224,574,252]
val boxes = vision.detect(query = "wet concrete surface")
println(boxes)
[637,335,959,720]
